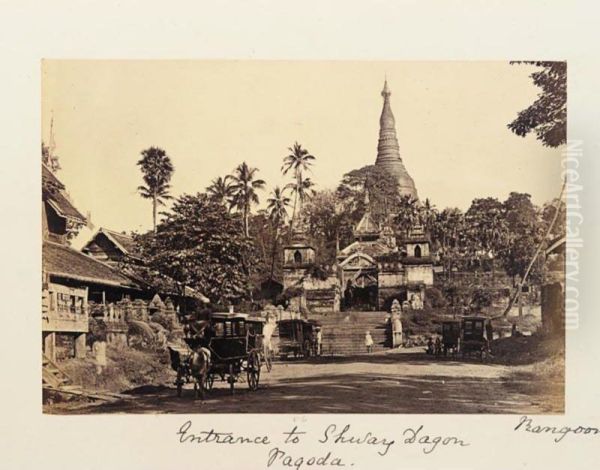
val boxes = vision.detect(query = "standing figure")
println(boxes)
[315,327,322,356]
[426,336,434,355]
[390,299,403,348]
[365,330,374,353]
[434,336,442,356]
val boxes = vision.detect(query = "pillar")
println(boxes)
[43,332,56,362]
[74,333,87,359]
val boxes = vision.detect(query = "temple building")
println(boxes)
[282,218,340,314]
[336,208,433,310]
[282,80,433,312]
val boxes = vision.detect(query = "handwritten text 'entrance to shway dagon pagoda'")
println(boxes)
[177,421,469,469]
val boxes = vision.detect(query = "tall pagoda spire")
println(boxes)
[43,112,61,172]
[375,80,418,199]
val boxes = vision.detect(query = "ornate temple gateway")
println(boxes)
[282,81,433,312]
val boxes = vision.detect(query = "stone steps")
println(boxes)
[312,311,390,356]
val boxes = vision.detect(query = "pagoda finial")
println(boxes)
[44,111,61,172]
[381,78,391,98]
[364,187,370,207]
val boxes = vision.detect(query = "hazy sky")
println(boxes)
[42,60,563,236]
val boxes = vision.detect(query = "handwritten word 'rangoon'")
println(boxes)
[515,416,600,443]
[177,421,271,445]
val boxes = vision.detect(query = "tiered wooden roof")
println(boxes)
[43,240,140,289]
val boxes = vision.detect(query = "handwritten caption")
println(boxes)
[514,416,600,443]
[176,421,468,469]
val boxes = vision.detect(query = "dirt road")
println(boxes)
[46,348,563,414]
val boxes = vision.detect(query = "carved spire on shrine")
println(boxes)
[354,189,380,241]
[43,113,61,173]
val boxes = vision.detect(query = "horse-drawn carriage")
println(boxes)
[168,312,263,399]
[460,315,490,359]
[440,320,461,356]
[429,316,491,359]
[277,318,320,359]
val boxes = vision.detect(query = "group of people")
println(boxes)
[426,336,443,355]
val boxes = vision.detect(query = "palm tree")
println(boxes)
[206,175,233,206]
[394,195,419,238]
[281,142,316,234]
[266,186,291,280]
[229,162,266,237]
[137,147,174,232]
[284,177,316,211]
[418,198,438,234]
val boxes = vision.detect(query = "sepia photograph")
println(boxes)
[41,60,566,415]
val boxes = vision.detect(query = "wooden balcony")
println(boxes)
[42,284,89,334]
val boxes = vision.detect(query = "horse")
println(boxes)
[189,347,211,400]
[168,345,211,400]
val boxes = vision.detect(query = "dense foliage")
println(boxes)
[508,61,566,148]
[132,193,257,305]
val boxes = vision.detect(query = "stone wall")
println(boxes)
[88,297,179,347]
[406,264,434,285]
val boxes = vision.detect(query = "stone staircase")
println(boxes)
[312,311,390,356]
[42,354,75,389]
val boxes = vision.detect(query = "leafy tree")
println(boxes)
[417,198,439,235]
[206,175,233,206]
[464,197,508,265]
[432,208,467,276]
[303,190,354,263]
[248,211,273,284]
[541,198,566,240]
[500,192,544,282]
[281,142,316,234]
[229,162,266,237]
[394,195,420,238]
[136,147,175,232]
[132,193,257,306]
[285,176,315,204]
[266,186,291,280]
[508,61,566,148]
[337,165,399,224]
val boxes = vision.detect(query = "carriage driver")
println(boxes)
[184,318,214,361]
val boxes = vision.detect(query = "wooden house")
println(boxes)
[42,164,145,361]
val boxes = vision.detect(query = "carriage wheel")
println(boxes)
[247,350,261,391]
[229,363,235,395]
[203,372,214,391]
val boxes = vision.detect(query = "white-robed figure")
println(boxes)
[263,313,276,356]
[365,330,374,353]
[390,299,403,348]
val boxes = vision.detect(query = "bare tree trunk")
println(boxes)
[152,194,157,233]
[270,227,279,282]
[518,289,523,317]
[289,191,298,240]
